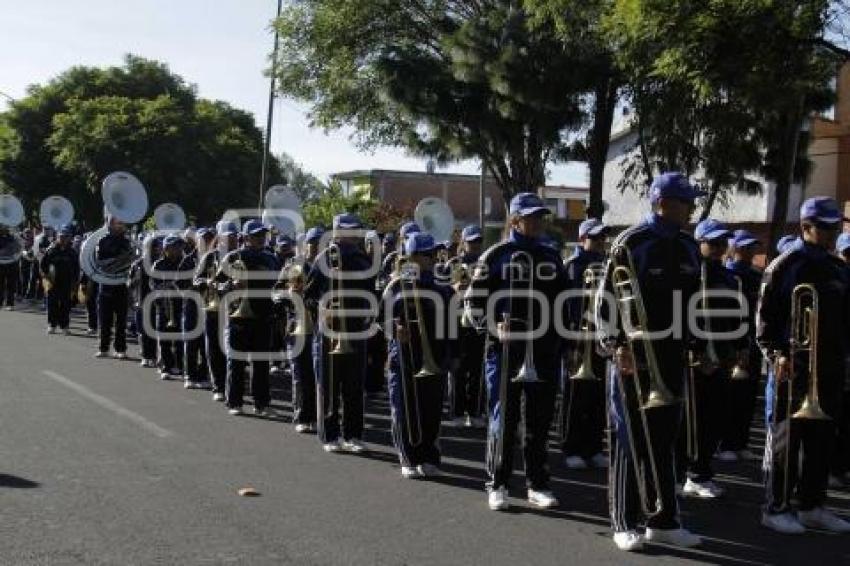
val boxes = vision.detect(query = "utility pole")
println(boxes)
[479,160,486,233]
[259,0,284,214]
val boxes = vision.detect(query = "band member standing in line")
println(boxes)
[447,224,486,428]
[465,192,569,512]
[382,232,454,478]
[831,232,850,487]
[94,217,131,359]
[18,228,35,302]
[757,196,850,534]
[718,230,763,462]
[179,234,207,390]
[151,235,187,380]
[599,172,704,551]
[364,229,387,397]
[677,218,744,499]
[378,222,420,292]
[0,224,19,310]
[40,225,79,334]
[218,220,281,417]
[194,221,239,402]
[129,235,162,368]
[561,218,609,469]
[304,213,375,453]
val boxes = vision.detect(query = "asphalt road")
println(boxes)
[1,303,848,566]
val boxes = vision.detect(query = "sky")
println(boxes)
[0,0,588,187]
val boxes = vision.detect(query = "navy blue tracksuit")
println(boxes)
[96,233,132,354]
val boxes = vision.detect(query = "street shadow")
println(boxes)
[0,474,40,488]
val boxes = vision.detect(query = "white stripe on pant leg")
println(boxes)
[42,370,174,439]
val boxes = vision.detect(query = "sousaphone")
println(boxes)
[414,197,455,244]
[0,194,24,265]
[153,203,187,232]
[262,185,303,237]
[39,196,74,230]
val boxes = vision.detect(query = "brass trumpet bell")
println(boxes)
[793,396,830,420]
[730,365,749,380]
[569,362,596,381]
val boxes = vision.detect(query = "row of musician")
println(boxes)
[2,173,850,553]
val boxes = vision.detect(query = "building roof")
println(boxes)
[331,168,588,192]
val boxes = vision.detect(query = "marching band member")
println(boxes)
[179,234,207,390]
[465,192,569,512]
[18,228,35,302]
[94,217,131,359]
[378,221,420,292]
[151,235,187,380]
[194,221,239,402]
[561,218,608,469]
[270,233,297,377]
[218,219,281,416]
[40,225,79,334]
[757,196,850,534]
[447,224,486,427]
[776,234,801,255]
[718,229,763,462]
[304,212,374,453]
[382,232,453,478]
[274,234,296,265]
[831,232,850,487]
[677,218,743,499]
[599,172,703,551]
[0,224,19,310]
[129,235,162,368]
[364,229,387,396]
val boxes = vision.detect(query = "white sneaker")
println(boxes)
[342,439,366,453]
[613,530,644,552]
[564,455,588,470]
[212,392,225,402]
[488,487,509,511]
[94,350,109,359]
[184,381,204,390]
[683,478,724,499]
[589,453,609,468]
[527,489,559,509]
[644,527,701,548]
[159,370,171,381]
[294,423,313,434]
[401,466,422,479]
[761,512,806,534]
[798,507,850,533]
[418,463,440,477]
[114,352,127,360]
[323,440,342,453]
[228,407,244,416]
[716,450,738,462]
[4,306,13,311]
[86,328,97,336]
[140,359,155,368]
[46,326,56,335]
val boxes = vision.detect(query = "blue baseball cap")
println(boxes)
[305,226,324,242]
[509,192,550,217]
[333,212,362,230]
[776,235,799,254]
[275,234,295,247]
[58,224,74,237]
[163,235,184,248]
[404,232,437,256]
[649,172,706,205]
[800,196,845,224]
[694,218,731,242]
[197,227,214,238]
[216,220,239,236]
[399,221,421,238]
[242,219,268,236]
[837,233,850,254]
[578,218,607,239]
[461,225,482,242]
[730,229,759,249]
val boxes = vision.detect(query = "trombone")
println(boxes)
[609,243,680,516]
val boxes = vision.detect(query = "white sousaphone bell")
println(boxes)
[80,171,149,285]
[414,196,455,244]
[39,195,75,230]
[262,185,303,237]
[153,203,187,232]
[0,194,25,265]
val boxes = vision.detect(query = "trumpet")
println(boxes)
[327,243,353,355]
[228,258,255,319]
[729,276,750,380]
[609,242,679,516]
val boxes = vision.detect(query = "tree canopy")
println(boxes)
[0,55,280,227]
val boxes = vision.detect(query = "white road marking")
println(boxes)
[41,370,175,439]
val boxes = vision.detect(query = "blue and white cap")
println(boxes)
[399,221,421,238]
[216,220,239,236]
[649,172,706,205]
[58,224,74,237]
[800,196,845,224]
[305,226,324,242]
[694,218,731,241]
[276,234,295,247]
[197,227,214,238]
[509,192,550,217]
[729,229,759,248]
[242,219,268,236]
[578,218,607,239]
[163,235,184,248]
[332,212,362,230]
[404,233,437,256]
[461,225,482,242]
[776,235,799,254]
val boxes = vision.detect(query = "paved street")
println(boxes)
[0,303,848,566]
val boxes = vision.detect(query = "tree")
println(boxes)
[273,0,588,207]
[0,55,279,227]
[277,152,326,203]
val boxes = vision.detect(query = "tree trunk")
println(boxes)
[767,100,805,260]
[586,77,618,220]
[699,180,722,222]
